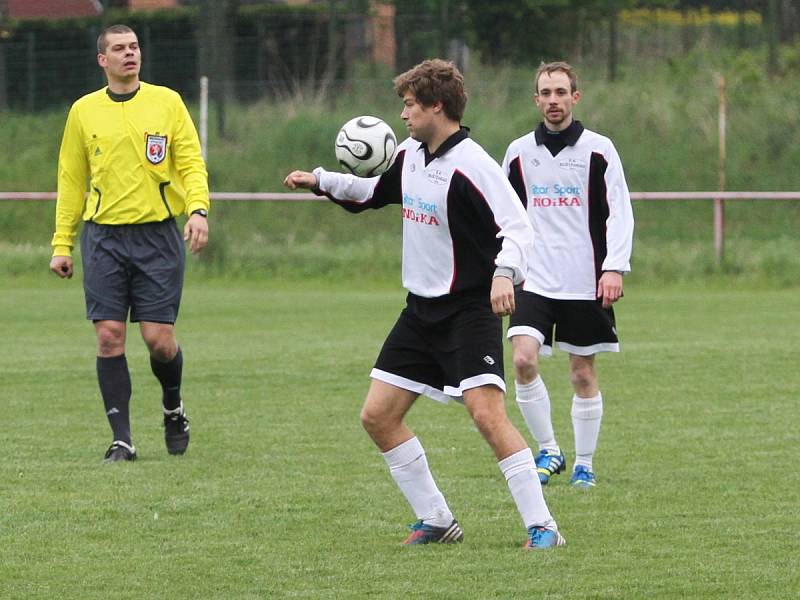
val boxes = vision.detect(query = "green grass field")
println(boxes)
[1,278,797,598]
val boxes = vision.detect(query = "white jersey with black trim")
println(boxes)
[314,130,533,299]
[502,124,634,300]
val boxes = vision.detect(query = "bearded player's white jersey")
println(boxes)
[314,128,533,300]
[502,121,634,300]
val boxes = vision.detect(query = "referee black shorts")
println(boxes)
[371,298,506,404]
[80,219,185,324]
[507,290,619,356]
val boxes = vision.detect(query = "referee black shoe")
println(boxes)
[164,410,190,455]
[103,441,137,463]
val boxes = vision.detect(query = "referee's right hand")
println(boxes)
[50,255,73,279]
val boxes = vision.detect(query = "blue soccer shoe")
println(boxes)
[524,526,566,550]
[570,464,597,488]
[535,449,566,485]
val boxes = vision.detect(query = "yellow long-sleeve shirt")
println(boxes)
[51,82,210,257]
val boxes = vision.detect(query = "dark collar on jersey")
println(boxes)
[534,120,584,156]
[106,86,140,103]
[420,126,469,166]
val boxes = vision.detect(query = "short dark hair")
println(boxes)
[535,61,578,94]
[97,24,136,54]
[393,59,467,122]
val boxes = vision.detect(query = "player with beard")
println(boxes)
[502,62,634,488]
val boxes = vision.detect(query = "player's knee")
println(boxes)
[469,405,506,437]
[144,333,177,362]
[570,363,596,392]
[147,343,170,362]
[360,405,387,435]
[512,351,538,380]
[96,323,125,355]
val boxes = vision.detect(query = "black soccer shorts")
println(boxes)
[507,290,619,356]
[371,300,506,403]
[81,219,185,323]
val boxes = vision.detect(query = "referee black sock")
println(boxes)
[97,354,132,446]
[150,347,183,412]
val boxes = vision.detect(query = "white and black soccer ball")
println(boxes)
[334,116,397,177]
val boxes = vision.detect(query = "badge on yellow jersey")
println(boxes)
[145,133,167,165]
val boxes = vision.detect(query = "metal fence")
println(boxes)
[0,4,789,111]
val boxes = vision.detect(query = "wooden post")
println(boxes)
[142,24,152,82]
[26,30,35,111]
[439,0,449,59]
[199,75,208,162]
[608,0,618,82]
[0,37,7,111]
[715,74,726,264]
[89,26,102,90]
[255,18,265,95]
[767,0,778,76]
[0,0,7,111]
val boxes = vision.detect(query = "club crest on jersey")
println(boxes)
[145,134,167,165]
[426,169,449,186]
[558,157,586,171]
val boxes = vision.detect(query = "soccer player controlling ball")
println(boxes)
[284,59,564,549]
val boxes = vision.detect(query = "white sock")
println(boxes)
[515,377,559,453]
[572,392,603,471]
[499,448,556,531]
[382,437,454,527]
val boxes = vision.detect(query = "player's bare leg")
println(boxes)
[360,379,417,452]
[569,353,602,487]
[511,334,542,385]
[569,354,598,398]
[140,321,178,362]
[463,384,561,547]
[95,319,126,357]
[462,384,527,460]
[361,379,461,543]
[511,335,564,483]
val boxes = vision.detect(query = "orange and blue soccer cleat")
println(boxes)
[403,519,464,545]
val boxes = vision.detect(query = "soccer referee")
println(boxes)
[49,24,210,463]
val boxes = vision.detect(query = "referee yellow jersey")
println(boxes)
[52,82,210,257]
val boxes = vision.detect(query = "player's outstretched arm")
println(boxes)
[50,255,74,279]
[283,171,318,190]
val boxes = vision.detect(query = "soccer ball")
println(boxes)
[334,116,397,177]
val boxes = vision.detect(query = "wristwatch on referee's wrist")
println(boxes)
[604,269,624,275]
[191,208,208,218]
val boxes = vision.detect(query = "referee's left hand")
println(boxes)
[491,276,515,317]
[184,213,209,254]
